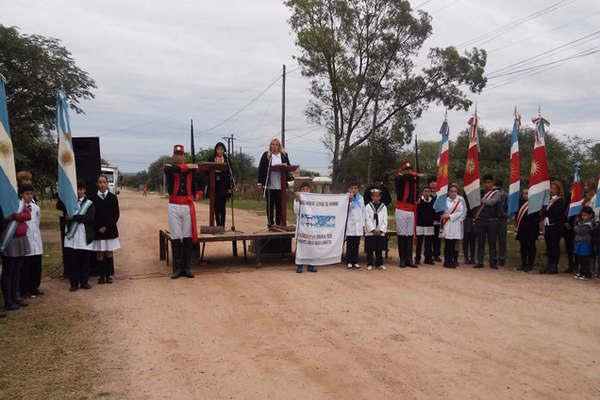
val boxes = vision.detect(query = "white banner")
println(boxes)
[295,193,349,266]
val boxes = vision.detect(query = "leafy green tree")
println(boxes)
[284,0,487,185]
[0,25,96,191]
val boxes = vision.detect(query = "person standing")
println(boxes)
[428,176,443,262]
[365,189,388,271]
[345,182,365,270]
[22,184,44,297]
[573,207,595,280]
[164,145,198,279]
[92,175,121,284]
[415,186,435,265]
[1,185,31,310]
[441,184,465,268]
[474,174,501,269]
[63,182,95,291]
[495,179,508,267]
[207,142,234,227]
[515,189,541,272]
[257,138,293,227]
[395,162,419,268]
[462,193,477,265]
[293,182,316,273]
[540,181,566,274]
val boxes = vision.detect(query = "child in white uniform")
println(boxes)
[365,189,388,270]
[346,182,365,269]
[441,184,466,268]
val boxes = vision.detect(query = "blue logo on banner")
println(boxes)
[301,214,335,228]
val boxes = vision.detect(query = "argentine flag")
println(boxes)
[433,119,450,212]
[0,74,22,251]
[57,91,78,216]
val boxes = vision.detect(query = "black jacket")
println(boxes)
[516,201,541,242]
[544,197,566,226]
[416,197,435,227]
[207,150,233,199]
[164,163,196,197]
[57,197,96,245]
[92,191,120,240]
[363,184,392,207]
[257,151,293,187]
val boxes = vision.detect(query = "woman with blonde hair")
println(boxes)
[540,180,566,274]
[257,138,293,227]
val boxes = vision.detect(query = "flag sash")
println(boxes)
[65,199,93,239]
[515,201,528,231]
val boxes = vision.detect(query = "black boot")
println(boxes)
[182,238,195,278]
[398,237,406,267]
[404,238,416,268]
[171,240,183,279]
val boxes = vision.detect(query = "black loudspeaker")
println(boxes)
[72,137,101,196]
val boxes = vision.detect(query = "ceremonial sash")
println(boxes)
[0,200,24,252]
[66,199,93,239]
[440,198,462,235]
[474,189,499,219]
[515,201,528,231]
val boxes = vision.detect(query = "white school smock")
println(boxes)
[346,193,365,236]
[25,202,43,256]
[63,198,93,251]
[365,202,388,236]
[442,195,466,240]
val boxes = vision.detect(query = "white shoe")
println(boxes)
[354,264,361,269]
[347,263,353,270]
[380,265,387,271]
[367,265,373,271]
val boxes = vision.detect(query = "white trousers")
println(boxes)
[168,204,192,240]
[395,209,414,236]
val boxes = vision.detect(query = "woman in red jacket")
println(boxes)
[1,184,32,311]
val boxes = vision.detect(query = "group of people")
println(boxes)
[1,172,121,317]
[332,163,600,279]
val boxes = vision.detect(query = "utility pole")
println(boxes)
[281,64,286,147]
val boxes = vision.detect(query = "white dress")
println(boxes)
[442,196,466,240]
[25,202,43,256]
[346,194,365,236]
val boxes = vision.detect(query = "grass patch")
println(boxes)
[0,301,106,399]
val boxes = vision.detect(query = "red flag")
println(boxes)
[463,111,481,208]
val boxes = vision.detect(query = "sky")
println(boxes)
[2,0,600,174]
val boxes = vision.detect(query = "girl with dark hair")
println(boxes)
[207,142,234,227]
[92,175,120,284]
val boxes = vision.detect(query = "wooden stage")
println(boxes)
[159,229,397,266]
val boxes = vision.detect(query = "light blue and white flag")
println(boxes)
[0,74,23,252]
[57,91,78,216]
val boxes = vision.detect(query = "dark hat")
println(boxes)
[173,145,185,155]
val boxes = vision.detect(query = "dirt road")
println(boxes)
[46,190,600,399]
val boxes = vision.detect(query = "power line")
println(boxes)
[457,0,576,48]
[487,29,600,77]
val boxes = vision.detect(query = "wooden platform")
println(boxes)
[159,229,398,266]
[159,229,296,266]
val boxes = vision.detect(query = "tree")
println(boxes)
[0,25,96,190]
[285,0,487,186]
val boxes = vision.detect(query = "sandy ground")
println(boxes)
[43,189,600,400]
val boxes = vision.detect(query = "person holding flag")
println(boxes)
[474,174,502,269]
[515,189,541,272]
[0,73,31,313]
[564,164,584,274]
[540,181,566,274]
[441,184,465,268]
[164,144,198,279]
